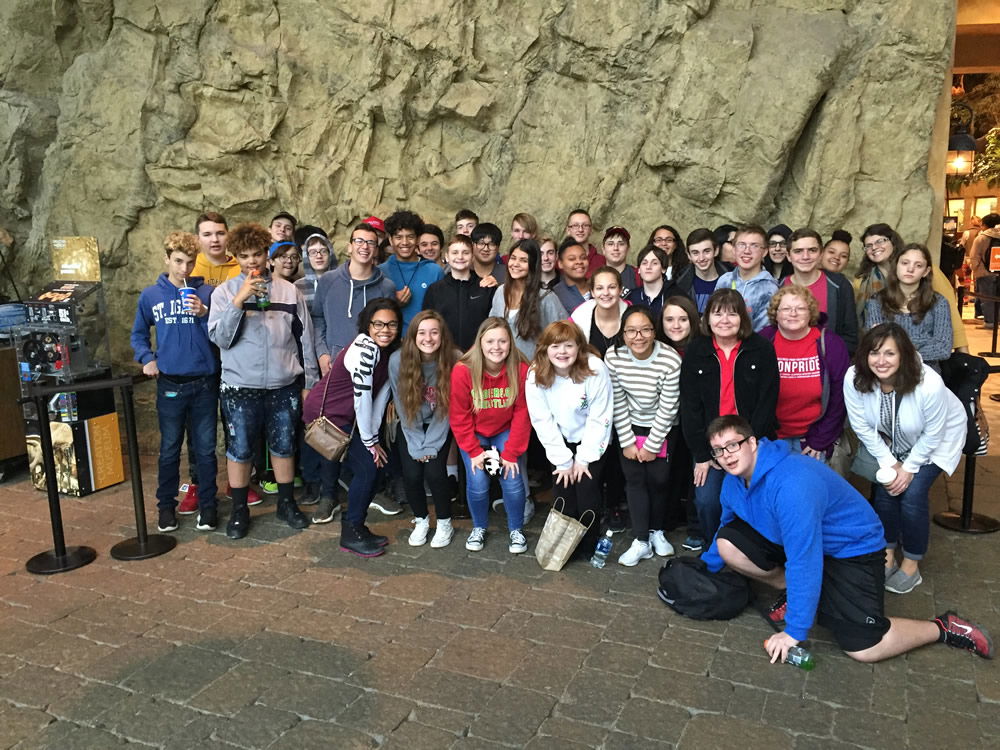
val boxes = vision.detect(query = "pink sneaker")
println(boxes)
[177,484,199,515]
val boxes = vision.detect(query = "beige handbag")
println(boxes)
[304,374,353,462]
[534,497,596,572]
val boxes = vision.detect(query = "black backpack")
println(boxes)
[656,556,752,620]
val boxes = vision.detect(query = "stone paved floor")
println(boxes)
[0,321,997,750]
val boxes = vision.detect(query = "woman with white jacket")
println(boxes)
[844,322,967,595]
[526,321,613,558]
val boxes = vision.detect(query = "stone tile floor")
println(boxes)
[0,320,997,749]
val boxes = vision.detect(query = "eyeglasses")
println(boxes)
[768,240,787,248]
[475,240,498,250]
[370,320,399,331]
[567,223,592,231]
[623,327,655,338]
[863,237,890,252]
[777,305,808,315]
[735,242,764,252]
[308,247,331,257]
[709,437,750,458]
[275,254,301,263]
[653,236,676,246]
[352,237,378,248]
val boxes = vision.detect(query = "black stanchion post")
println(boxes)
[934,454,1000,534]
[111,382,176,560]
[25,394,98,574]
[980,295,1000,358]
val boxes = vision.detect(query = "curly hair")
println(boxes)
[163,231,199,258]
[767,285,820,328]
[396,310,457,424]
[530,321,598,388]
[355,297,403,354]
[227,223,271,257]
[384,210,424,237]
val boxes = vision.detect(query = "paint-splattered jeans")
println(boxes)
[220,381,299,463]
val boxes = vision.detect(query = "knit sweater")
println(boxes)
[863,292,953,368]
[604,341,682,455]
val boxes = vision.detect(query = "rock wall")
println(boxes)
[1,0,955,369]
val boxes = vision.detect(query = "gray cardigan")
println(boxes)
[387,351,451,459]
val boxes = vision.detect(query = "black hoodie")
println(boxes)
[422,272,497,352]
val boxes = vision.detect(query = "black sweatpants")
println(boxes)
[398,429,453,520]
[619,450,670,542]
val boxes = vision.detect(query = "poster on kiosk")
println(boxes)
[18,237,124,497]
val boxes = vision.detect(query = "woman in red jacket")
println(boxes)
[450,317,531,554]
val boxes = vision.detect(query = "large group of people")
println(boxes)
[130,206,993,664]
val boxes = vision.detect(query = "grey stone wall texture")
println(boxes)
[0,0,954,366]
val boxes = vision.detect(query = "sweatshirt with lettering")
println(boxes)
[450,361,530,462]
[130,273,217,377]
[302,333,392,447]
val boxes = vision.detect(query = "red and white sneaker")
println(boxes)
[936,611,994,659]
[177,483,199,515]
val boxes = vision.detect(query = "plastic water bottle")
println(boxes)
[252,269,270,309]
[590,530,613,568]
[786,646,815,671]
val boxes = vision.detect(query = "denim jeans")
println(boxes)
[459,429,527,531]
[156,375,218,511]
[871,462,942,560]
[318,428,384,526]
[692,463,724,543]
[220,382,300,462]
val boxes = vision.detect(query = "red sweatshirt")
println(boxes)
[450,361,530,462]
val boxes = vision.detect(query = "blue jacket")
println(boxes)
[379,256,444,332]
[701,439,884,642]
[715,268,779,331]
[130,274,217,377]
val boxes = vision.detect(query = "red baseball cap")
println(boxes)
[362,216,385,233]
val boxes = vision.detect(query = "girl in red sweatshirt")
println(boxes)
[450,317,531,554]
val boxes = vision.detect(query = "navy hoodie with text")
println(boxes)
[130,274,217,377]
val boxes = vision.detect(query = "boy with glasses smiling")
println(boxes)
[715,223,780,331]
[701,414,994,665]
[564,208,606,276]
[470,222,507,285]
[312,222,397,374]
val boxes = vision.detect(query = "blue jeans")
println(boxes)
[871,463,942,560]
[693,463,724,544]
[156,375,218,511]
[459,429,527,531]
[319,428,384,526]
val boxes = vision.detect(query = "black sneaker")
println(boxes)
[607,507,628,534]
[298,481,321,506]
[157,508,178,533]
[370,493,402,516]
[681,535,705,552]
[340,523,384,557]
[195,507,218,531]
[226,505,251,539]
[936,611,994,659]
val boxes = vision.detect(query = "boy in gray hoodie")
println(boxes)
[209,223,320,539]
[312,222,397,373]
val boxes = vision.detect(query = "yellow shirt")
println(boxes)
[193,253,241,287]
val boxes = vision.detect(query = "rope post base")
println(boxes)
[26,545,97,575]
[111,534,177,561]
[932,454,1000,534]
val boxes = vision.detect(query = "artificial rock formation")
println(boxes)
[1,0,954,369]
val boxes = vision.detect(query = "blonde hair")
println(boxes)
[164,231,199,258]
[460,317,526,410]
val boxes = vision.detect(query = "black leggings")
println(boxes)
[398,429,453,520]
[619,448,670,542]
[553,441,607,558]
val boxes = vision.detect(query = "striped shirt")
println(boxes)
[604,340,682,455]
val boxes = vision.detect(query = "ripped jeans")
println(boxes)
[220,381,299,463]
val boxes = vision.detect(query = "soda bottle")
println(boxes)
[785,646,815,671]
[590,530,614,568]
[251,269,270,309]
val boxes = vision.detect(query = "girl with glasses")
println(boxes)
[302,298,403,557]
[604,306,682,566]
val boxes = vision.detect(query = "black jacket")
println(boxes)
[422,272,497,352]
[673,260,731,307]
[680,333,780,463]
[821,271,859,355]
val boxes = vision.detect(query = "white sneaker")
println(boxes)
[618,539,653,567]
[509,529,527,554]
[523,497,535,525]
[409,516,430,546]
[649,530,675,557]
[466,527,486,551]
[430,518,454,548]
